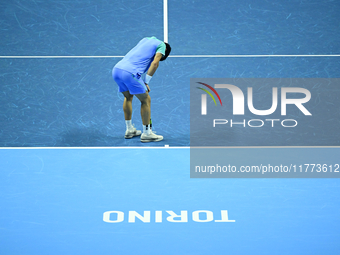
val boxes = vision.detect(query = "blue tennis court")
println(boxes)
[1,0,340,254]
[1,147,340,255]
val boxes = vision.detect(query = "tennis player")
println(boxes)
[112,36,171,142]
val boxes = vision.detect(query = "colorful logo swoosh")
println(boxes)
[196,82,223,106]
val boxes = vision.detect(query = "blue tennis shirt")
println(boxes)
[114,37,166,76]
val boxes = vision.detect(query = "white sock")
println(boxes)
[143,125,151,135]
[126,120,133,130]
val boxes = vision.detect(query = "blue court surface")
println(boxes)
[1,148,340,255]
[1,0,340,254]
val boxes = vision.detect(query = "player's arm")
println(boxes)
[144,53,163,92]
[147,53,163,76]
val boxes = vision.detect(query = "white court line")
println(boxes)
[164,0,168,43]
[0,146,190,149]
[0,56,125,59]
[170,54,340,58]
[1,55,340,59]
[1,146,340,150]
[190,146,340,148]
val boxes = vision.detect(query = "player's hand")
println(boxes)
[145,84,150,93]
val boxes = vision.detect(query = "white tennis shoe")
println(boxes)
[125,125,142,139]
[140,131,163,143]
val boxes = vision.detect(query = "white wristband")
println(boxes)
[145,74,152,84]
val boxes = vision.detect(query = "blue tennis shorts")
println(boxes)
[112,67,147,95]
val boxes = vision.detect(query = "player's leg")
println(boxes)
[122,91,133,121]
[136,92,151,126]
[135,92,163,142]
[112,68,141,139]
[134,92,151,125]
[121,91,141,138]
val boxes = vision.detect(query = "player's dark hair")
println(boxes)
[160,42,171,61]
